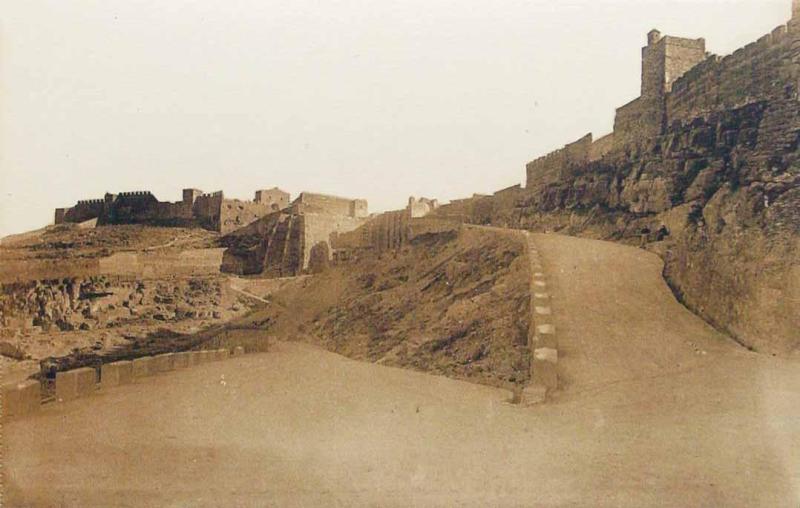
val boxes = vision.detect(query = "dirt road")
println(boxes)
[5,234,799,507]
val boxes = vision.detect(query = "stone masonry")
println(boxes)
[434,2,800,356]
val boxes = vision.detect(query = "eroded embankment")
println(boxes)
[241,226,531,390]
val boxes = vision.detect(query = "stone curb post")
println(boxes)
[101,361,133,388]
[2,380,41,420]
[56,367,97,401]
[522,233,560,406]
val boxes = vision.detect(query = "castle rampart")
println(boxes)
[288,192,369,218]
[447,1,800,356]
[329,195,441,258]
[526,133,592,188]
[55,186,292,234]
[666,23,797,125]
[254,187,290,210]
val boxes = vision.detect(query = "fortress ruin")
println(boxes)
[429,2,800,217]
[220,195,440,277]
[54,187,368,235]
[431,1,800,356]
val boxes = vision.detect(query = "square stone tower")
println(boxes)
[183,188,204,205]
[641,30,706,99]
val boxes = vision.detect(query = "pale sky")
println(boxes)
[0,0,790,237]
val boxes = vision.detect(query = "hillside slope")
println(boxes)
[242,227,531,390]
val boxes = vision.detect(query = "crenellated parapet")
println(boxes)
[55,186,292,233]
[525,3,800,188]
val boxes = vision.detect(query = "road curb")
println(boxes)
[522,233,559,406]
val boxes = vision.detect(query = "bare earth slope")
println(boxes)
[240,227,531,390]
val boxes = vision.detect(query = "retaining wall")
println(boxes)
[2,347,257,421]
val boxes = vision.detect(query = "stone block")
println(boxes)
[75,368,97,397]
[155,353,175,372]
[233,346,245,356]
[147,356,162,376]
[56,367,97,401]
[189,351,202,365]
[132,357,153,378]
[101,361,133,388]
[173,352,191,369]
[533,292,550,301]
[534,324,558,348]
[532,348,558,390]
[2,380,41,419]
[216,349,229,360]
[521,384,547,406]
[534,306,552,315]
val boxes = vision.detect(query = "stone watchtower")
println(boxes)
[613,28,707,150]
[641,29,706,100]
[640,29,706,139]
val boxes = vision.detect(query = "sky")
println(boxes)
[0,0,790,237]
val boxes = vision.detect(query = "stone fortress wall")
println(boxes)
[56,187,292,234]
[432,2,800,356]
[288,192,369,218]
[527,29,708,189]
[525,134,594,189]
[525,11,800,189]
[330,197,439,254]
[219,191,371,277]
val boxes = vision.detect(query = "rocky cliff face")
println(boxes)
[458,100,799,356]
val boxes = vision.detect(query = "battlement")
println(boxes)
[666,21,798,124]
[55,187,285,233]
[291,192,369,218]
[526,134,593,188]
[115,191,154,199]
[527,5,800,185]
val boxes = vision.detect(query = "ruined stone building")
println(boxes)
[219,194,446,276]
[56,187,291,234]
[330,196,441,256]
[219,192,371,276]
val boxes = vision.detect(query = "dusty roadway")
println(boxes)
[5,234,800,507]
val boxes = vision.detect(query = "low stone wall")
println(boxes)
[1,347,256,421]
[199,326,273,354]
[98,248,225,277]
